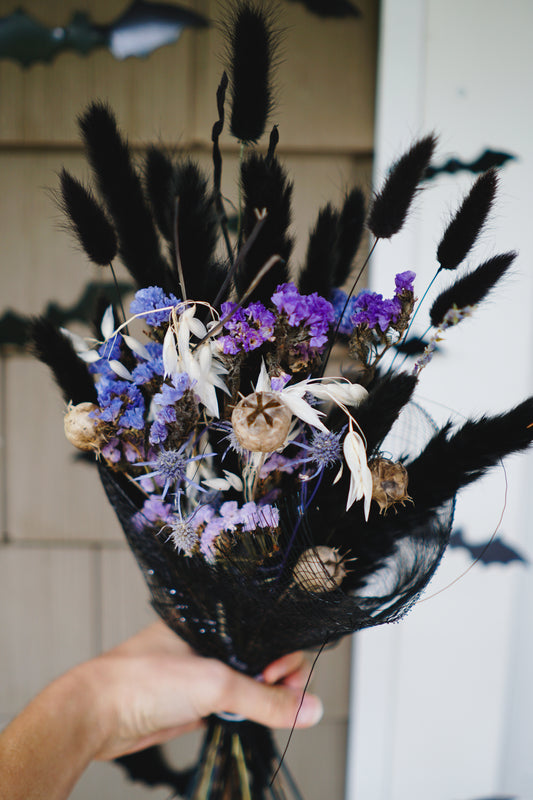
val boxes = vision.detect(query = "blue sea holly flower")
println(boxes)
[134,442,213,500]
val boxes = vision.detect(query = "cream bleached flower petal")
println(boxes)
[280,387,328,432]
[109,359,133,380]
[308,380,368,408]
[343,424,372,519]
[123,334,151,361]
[100,305,115,340]
[163,326,179,377]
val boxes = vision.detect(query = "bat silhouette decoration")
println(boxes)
[449,528,528,566]
[286,0,361,17]
[425,149,516,180]
[0,280,133,347]
[0,1,208,66]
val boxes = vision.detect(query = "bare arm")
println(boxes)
[0,622,322,800]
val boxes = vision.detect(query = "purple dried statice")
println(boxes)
[271,282,335,350]
[219,300,276,354]
[350,291,401,333]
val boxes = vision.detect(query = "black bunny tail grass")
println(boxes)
[29,317,97,404]
[334,187,366,287]
[429,251,516,327]
[144,146,176,243]
[236,153,293,300]
[57,169,117,267]
[298,204,340,297]
[172,161,220,302]
[78,102,174,292]
[326,372,418,455]
[436,169,498,271]
[407,397,533,514]
[367,135,437,239]
[226,1,281,143]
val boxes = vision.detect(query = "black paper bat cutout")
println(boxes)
[0,280,133,347]
[425,149,516,180]
[0,1,208,67]
[449,528,528,566]
[286,0,361,17]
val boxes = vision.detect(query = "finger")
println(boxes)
[262,651,307,685]
[280,664,311,691]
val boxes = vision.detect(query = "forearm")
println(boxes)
[0,667,107,800]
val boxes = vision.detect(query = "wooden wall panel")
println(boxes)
[0,545,96,714]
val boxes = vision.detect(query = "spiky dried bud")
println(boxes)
[232,391,292,452]
[292,546,347,593]
[370,457,411,513]
[64,402,105,453]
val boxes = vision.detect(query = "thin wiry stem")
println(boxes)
[108,261,129,334]
[193,252,282,351]
[173,197,188,302]
[387,268,441,374]
[319,238,378,376]
[210,212,268,313]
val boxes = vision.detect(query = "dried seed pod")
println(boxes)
[292,546,347,593]
[370,457,411,513]
[64,402,105,453]
[231,391,291,452]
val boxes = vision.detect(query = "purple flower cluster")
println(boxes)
[350,271,416,333]
[271,283,335,349]
[219,301,276,354]
[130,286,179,328]
[93,378,145,430]
[133,495,173,532]
[329,289,359,336]
[149,373,190,445]
[88,334,124,379]
[196,501,280,561]
[131,342,165,386]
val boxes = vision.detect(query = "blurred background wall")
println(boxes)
[0,1,377,798]
[348,2,533,799]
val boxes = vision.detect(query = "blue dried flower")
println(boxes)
[130,286,180,327]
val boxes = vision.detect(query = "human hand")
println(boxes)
[75,621,323,760]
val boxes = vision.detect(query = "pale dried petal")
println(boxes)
[109,360,133,380]
[123,334,151,360]
[163,326,179,376]
[100,305,115,340]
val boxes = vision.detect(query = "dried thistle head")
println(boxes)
[370,457,412,513]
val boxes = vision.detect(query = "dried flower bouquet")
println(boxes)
[29,2,533,797]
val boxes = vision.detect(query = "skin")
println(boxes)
[0,622,323,800]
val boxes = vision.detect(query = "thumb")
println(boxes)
[212,668,323,729]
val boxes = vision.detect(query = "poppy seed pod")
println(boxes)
[64,402,105,452]
[231,391,292,452]
[292,546,347,593]
[370,457,411,513]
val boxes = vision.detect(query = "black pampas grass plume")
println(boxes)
[334,187,366,287]
[29,317,97,404]
[173,161,219,300]
[78,102,173,291]
[58,169,117,266]
[236,153,293,300]
[227,2,279,143]
[298,204,340,297]
[368,135,436,239]
[430,251,516,327]
[144,146,176,242]
[436,169,498,271]
[407,397,533,513]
